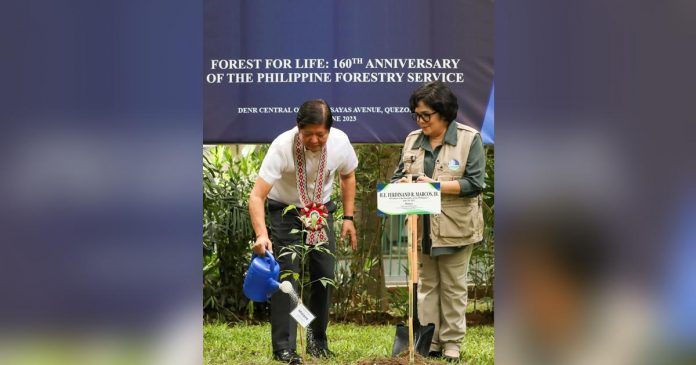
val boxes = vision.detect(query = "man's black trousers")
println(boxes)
[267,199,336,352]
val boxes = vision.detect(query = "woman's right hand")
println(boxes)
[252,235,273,256]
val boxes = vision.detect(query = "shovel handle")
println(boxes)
[408,214,418,363]
[410,215,418,283]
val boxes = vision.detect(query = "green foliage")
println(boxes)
[460,325,495,365]
[386,287,409,319]
[278,238,337,297]
[277,205,337,295]
[204,322,494,364]
[331,144,403,320]
[469,145,495,311]
[203,145,268,322]
[333,254,382,321]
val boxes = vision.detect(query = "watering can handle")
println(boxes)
[256,252,280,283]
[251,251,277,266]
[251,251,274,260]
[266,252,279,272]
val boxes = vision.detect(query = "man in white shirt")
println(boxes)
[248,99,358,364]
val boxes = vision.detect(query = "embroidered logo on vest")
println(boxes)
[448,159,461,171]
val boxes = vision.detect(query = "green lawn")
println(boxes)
[204,323,493,365]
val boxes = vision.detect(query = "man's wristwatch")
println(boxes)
[341,215,354,221]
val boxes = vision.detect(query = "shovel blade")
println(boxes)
[391,323,436,357]
[414,323,435,356]
[391,324,409,357]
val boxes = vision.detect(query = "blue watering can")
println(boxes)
[243,252,281,302]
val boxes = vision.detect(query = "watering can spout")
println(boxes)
[243,252,282,302]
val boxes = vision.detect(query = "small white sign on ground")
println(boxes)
[290,303,316,328]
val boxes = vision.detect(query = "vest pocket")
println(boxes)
[437,199,479,239]
[402,152,422,176]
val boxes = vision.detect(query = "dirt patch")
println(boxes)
[332,311,403,325]
[333,310,493,327]
[357,352,439,365]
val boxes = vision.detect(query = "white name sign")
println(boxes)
[377,182,441,215]
[290,303,316,328]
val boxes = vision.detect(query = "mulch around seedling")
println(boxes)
[357,351,439,365]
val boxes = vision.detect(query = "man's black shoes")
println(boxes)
[273,349,302,364]
[307,345,335,358]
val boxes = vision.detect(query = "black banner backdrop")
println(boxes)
[204,0,493,144]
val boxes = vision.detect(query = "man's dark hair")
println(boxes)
[296,99,333,130]
[408,81,458,123]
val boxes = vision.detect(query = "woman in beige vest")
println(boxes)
[391,81,485,362]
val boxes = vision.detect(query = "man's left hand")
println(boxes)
[341,219,357,250]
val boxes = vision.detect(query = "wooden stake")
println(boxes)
[407,214,415,364]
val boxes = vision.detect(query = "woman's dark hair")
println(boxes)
[296,99,333,130]
[408,81,458,123]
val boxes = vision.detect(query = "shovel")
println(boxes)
[392,215,435,359]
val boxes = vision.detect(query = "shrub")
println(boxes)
[203,145,267,322]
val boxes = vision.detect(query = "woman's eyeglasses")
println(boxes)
[411,111,438,122]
